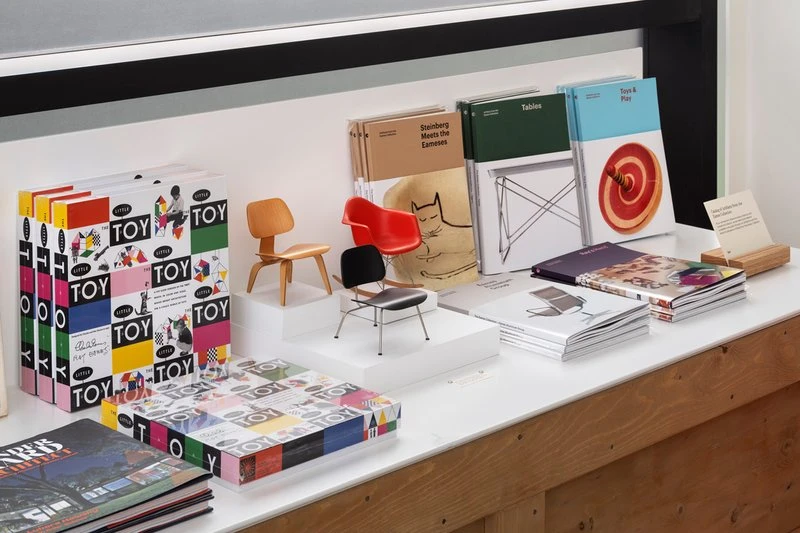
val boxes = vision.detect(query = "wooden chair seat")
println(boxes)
[256,243,331,261]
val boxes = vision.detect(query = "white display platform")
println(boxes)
[338,286,438,324]
[231,282,339,339]
[5,227,800,533]
[233,307,500,392]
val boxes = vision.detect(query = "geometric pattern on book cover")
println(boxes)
[113,245,148,268]
[71,228,102,260]
[193,255,229,295]
[101,356,401,486]
[154,195,186,240]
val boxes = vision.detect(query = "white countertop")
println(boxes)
[2,224,798,532]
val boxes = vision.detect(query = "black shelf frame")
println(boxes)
[0,0,718,227]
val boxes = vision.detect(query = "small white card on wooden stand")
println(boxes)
[701,190,789,276]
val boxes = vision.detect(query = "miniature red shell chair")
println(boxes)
[341,196,422,256]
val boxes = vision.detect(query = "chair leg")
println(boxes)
[247,262,267,293]
[314,255,333,295]
[279,260,291,306]
[378,308,384,355]
[334,308,360,339]
[416,306,430,340]
[287,261,293,283]
[373,307,377,327]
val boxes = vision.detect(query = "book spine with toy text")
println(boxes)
[35,191,92,403]
[18,186,73,395]
[53,196,112,411]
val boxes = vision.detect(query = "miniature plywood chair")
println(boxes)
[246,198,333,306]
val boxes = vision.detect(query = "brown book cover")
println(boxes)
[362,111,479,290]
[353,106,445,202]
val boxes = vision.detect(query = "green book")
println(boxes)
[456,86,539,271]
[471,92,581,274]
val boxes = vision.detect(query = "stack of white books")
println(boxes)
[470,280,649,361]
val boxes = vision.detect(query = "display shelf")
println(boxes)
[0,1,726,528]
[3,225,800,532]
[264,309,499,392]
[232,282,340,338]
[0,0,719,229]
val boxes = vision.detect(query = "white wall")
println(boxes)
[727,0,800,247]
[0,45,642,387]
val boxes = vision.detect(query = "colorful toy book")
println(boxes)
[532,243,747,321]
[471,92,581,274]
[571,78,676,245]
[18,165,188,398]
[18,185,72,395]
[0,419,212,533]
[101,355,401,486]
[49,172,229,411]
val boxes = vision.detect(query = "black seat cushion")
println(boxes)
[359,287,427,311]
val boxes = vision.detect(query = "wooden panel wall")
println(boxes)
[546,382,800,533]
[249,315,800,533]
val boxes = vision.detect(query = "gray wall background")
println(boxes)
[0,0,541,58]
[1,30,642,143]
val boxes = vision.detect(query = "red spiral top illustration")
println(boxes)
[598,142,663,234]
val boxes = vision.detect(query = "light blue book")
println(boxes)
[557,75,634,244]
[571,78,675,245]
[572,78,663,141]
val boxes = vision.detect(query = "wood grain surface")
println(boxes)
[485,493,544,533]
[247,315,800,533]
[701,244,791,277]
[454,519,485,533]
[546,382,800,533]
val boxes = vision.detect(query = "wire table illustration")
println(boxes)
[490,161,580,264]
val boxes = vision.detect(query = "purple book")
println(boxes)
[531,242,645,284]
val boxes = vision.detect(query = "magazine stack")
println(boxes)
[470,279,649,360]
[532,242,747,322]
[0,419,212,533]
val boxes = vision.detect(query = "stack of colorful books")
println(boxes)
[16,165,230,411]
[470,279,649,360]
[102,355,401,486]
[532,242,746,322]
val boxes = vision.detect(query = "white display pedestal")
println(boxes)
[337,287,438,325]
[232,282,339,339]
[233,308,500,392]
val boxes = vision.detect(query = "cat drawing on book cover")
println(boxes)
[412,192,478,281]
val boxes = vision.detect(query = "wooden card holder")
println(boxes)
[700,243,791,277]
